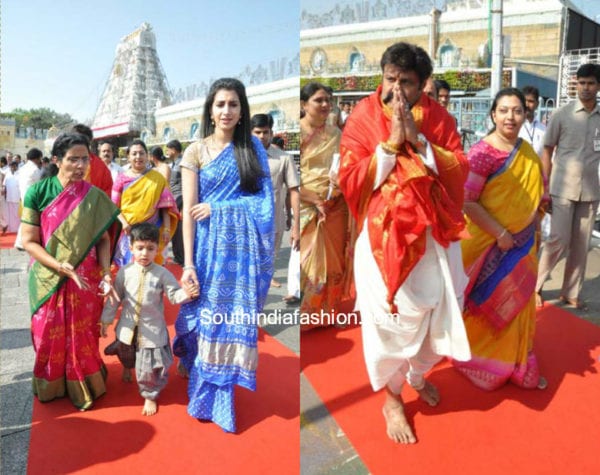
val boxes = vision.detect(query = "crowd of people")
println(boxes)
[2,41,599,444]
[2,78,283,433]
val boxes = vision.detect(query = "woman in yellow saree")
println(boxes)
[300,82,354,330]
[112,139,179,266]
[453,88,548,390]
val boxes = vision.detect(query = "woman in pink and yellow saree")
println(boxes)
[453,89,547,391]
[112,139,179,266]
[21,133,121,410]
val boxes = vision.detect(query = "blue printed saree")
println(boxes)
[174,136,274,432]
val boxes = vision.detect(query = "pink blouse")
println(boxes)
[464,140,509,202]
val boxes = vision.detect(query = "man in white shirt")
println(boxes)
[3,162,20,232]
[251,113,300,289]
[0,157,7,234]
[519,85,549,240]
[15,148,43,248]
[1,154,9,174]
[18,149,43,200]
[518,85,546,157]
[99,141,123,181]
[340,101,351,126]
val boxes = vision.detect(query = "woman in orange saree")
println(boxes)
[300,82,354,330]
[453,88,548,390]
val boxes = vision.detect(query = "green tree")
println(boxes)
[0,107,76,130]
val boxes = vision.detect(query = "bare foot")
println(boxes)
[142,398,157,416]
[271,279,282,288]
[415,380,440,407]
[122,368,133,382]
[535,292,543,308]
[177,360,189,379]
[382,391,416,444]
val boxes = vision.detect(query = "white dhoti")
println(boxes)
[287,247,301,299]
[0,196,7,229]
[355,225,471,394]
[5,201,20,233]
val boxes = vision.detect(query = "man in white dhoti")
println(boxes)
[3,162,21,233]
[339,42,471,444]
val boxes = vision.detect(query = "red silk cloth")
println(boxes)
[339,87,468,307]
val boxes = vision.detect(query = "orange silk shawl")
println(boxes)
[85,153,113,197]
[339,86,468,307]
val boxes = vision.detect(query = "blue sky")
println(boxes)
[1,0,299,123]
[3,0,599,124]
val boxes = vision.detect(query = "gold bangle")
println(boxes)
[380,140,400,155]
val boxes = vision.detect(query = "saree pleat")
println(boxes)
[454,140,544,390]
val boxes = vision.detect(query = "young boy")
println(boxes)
[101,222,198,416]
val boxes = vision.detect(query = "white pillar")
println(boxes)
[490,0,504,98]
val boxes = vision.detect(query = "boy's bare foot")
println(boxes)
[382,390,416,444]
[415,380,440,407]
[142,398,157,416]
[122,368,133,382]
[177,360,189,378]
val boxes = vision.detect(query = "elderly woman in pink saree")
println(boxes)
[21,133,121,410]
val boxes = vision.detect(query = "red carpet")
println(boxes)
[28,265,299,475]
[302,306,600,474]
[0,231,16,248]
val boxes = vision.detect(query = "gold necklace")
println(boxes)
[492,131,517,151]
[204,135,229,158]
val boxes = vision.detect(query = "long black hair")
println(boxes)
[202,77,264,193]
[150,145,166,162]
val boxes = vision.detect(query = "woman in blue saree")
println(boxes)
[174,78,274,432]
